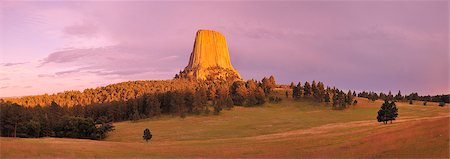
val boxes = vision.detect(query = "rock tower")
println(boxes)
[176,30,241,80]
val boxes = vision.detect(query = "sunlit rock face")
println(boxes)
[177,30,241,80]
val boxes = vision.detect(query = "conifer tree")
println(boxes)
[388,91,394,101]
[290,82,295,89]
[297,82,303,98]
[317,82,325,102]
[143,128,152,142]
[346,90,353,105]
[332,93,338,109]
[377,100,398,124]
[395,90,403,101]
[304,81,311,97]
[324,92,331,104]
[312,80,318,99]
[292,85,298,99]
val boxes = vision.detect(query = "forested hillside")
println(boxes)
[0,77,276,138]
[1,79,200,107]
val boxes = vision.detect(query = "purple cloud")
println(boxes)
[39,45,184,79]
[40,49,95,65]
[63,21,98,37]
[1,62,27,66]
[55,69,83,76]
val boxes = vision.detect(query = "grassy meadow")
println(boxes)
[1,97,448,158]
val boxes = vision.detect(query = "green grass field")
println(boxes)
[1,97,448,158]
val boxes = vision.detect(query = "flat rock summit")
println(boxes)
[176,30,241,80]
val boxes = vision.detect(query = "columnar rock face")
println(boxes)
[176,30,241,80]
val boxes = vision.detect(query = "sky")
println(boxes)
[0,1,448,97]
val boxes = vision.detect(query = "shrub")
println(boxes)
[269,96,282,103]
[353,100,358,105]
[213,105,222,115]
[143,128,152,142]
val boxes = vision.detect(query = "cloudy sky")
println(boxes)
[0,1,448,97]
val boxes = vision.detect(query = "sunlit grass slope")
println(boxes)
[107,97,448,143]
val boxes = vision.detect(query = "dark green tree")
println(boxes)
[353,100,358,105]
[332,93,338,109]
[24,120,41,137]
[95,116,115,140]
[145,95,161,117]
[316,82,325,102]
[346,90,353,105]
[369,92,378,101]
[387,91,394,101]
[377,100,398,124]
[395,90,403,101]
[292,85,298,99]
[0,103,30,137]
[169,92,186,117]
[292,82,303,100]
[297,82,303,99]
[143,128,152,142]
[312,80,318,99]
[324,92,331,104]
[304,81,311,97]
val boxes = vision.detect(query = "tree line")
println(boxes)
[0,101,114,139]
[0,76,277,139]
[290,81,356,110]
[358,90,448,106]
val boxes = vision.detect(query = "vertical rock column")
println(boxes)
[181,29,241,80]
